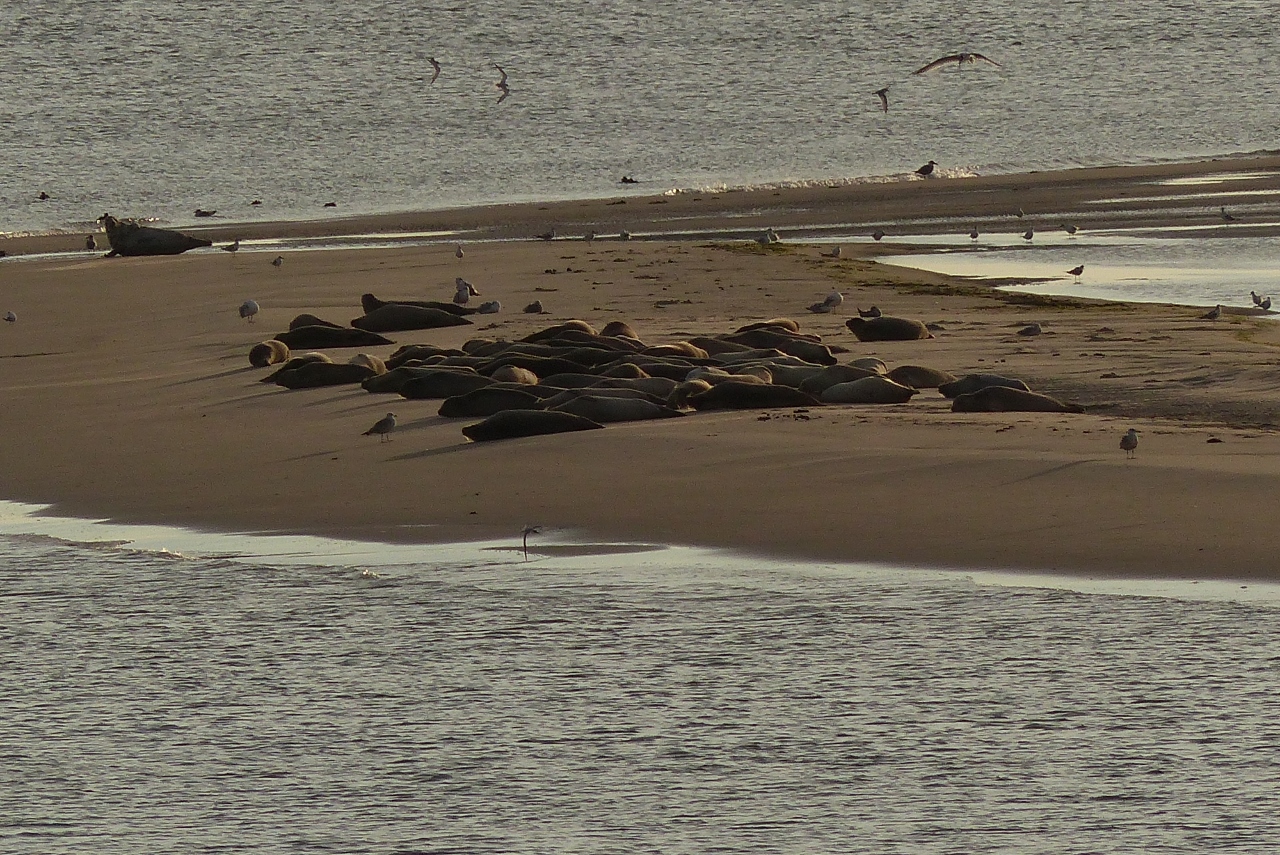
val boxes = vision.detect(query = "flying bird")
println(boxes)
[912,52,1002,75]
[494,64,510,103]
[427,56,441,85]
[1068,265,1084,278]
[364,412,397,442]
[874,87,889,113]
[1120,428,1139,459]
[238,299,259,322]
[916,160,937,177]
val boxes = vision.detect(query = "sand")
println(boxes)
[4,153,1280,579]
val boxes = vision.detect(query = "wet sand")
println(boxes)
[4,154,1280,578]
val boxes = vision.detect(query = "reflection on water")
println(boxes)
[2,505,1280,854]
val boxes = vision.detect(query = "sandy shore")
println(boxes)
[4,154,1280,578]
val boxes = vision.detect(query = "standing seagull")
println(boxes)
[874,87,889,113]
[1022,228,1034,241]
[455,244,465,259]
[1251,290,1263,306]
[427,56,441,85]
[272,255,283,267]
[364,412,397,442]
[916,160,937,177]
[1200,304,1223,320]
[969,226,979,241]
[223,238,240,254]
[3,311,15,323]
[1262,296,1273,311]
[493,64,510,103]
[85,234,97,251]
[1068,264,1084,279]
[238,299,259,322]
[454,276,480,305]
[912,52,1002,75]
[1221,206,1236,222]
[1120,428,1139,459]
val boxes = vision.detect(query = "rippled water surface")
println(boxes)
[3,0,1279,233]
[4,515,1280,854]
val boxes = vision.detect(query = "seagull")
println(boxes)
[584,230,596,242]
[872,229,886,241]
[1063,224,1079,235]
[238,299,259,322]
[536,228,556,241]
[1016,208,1025,218]
[824,290,844,307]
[970,226,979,240]
[916,160,937,177]
[874,87,889,113]
[364,412,397,442]
[3,311,15,323]
[521,524,540,560]
[755,227,779,246]
[271,255,283,267]
[1221,206,1236,222]
[427,56,441,85]
[912,52,1002,75]
[1262,296,1273,311]
[1120,428,1139,459]
[477,300,501,314]
[454,276,480,305]
[455,244,465,259]
[619,230,632,240]
[223,238,240,253]
[821,246,842,258]
[1068,264,1084,278]
[858,306,882,318]
[37,191,49,201]
[494,64,510,103]
[1022,228,1034,241]
[1201,304,1222,320]
[1251,290,1263,306]
[85,234,96,250]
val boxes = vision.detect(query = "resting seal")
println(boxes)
[687,381,819,410]
[352,304,473,332]
[887,365,957,389]
[462,410,604,442]
[951,386,1084,413]
[490,365,540,385]
[288,313,344,331]
[845,316,933,342]
[274,362,376,389]
[820,376,917,404]
[798,364,880,395]
[361,293,476,317]
[399,370,495,399]
[260,352,331,383]
[938,374,1031,399]
[273,325,394,349]
[249,340,290,368]
[348,353,387,375]
[438,386,544,418]
[99,213,211,256]
[550,395,683,423]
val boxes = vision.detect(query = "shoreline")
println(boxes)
[4,154,1280,579]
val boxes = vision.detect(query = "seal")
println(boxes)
[600,320,643,340]
[845,316,933,341]
[98,213,212,256]
[550,395,683,423]
[386,343,466,369]
[362,365,442,394]
[260,352,331,383]
[642,342,709,360]
[248,339,290,368]
[490,365,540,385]
[599,363,651,379]
[352,304,473,332]
[668,379,714,409]
[274,362,376,389]
[849,357,888,374]
[724,329,837,365]
[797,364,880,396]
[273,326,394,349]
[523,320,598,342]
[462,410,605,442]
[735,318,800,334]
[348,353,387,375]
[288,313,344,331]
[481,354,587,379]
[360,293,476,317]
[951,386,1085,413]
[938,374,1031,399]
[887,365,957,389]
[687,381,820,410]
[541,387,665,410]
[399,370,495,399]
[820,376,917,404]
[438,386,545,418]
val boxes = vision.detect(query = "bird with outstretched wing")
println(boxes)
[912,52,1001,75]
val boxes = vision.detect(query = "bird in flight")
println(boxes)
[427,57,441,85]
[912,52,1002,75]
[494,64,510,103]
[874,87,889,113]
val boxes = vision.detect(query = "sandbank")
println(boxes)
[4,154,1280,579]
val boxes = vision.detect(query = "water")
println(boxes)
[3,0,1279,234]
[4,503,1280,853]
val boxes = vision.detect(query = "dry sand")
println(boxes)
[4,154,1280,578]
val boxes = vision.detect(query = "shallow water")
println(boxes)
[3,502,1280,853]
[3,0,1279,234]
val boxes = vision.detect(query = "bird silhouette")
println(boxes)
[1022,228,1034,241]
[872,229,886,241]
[1262,297,1272,311]
[821,246,842,258]
[521,524,540,560]
[1067,265,1084,278]
[1201,304,1222,320]
[874,87,889,113]
[85,234,96,251]
[1063,224,1078,235]
[916,160,937,177]
[1221,206,1237,222]
[427,57,441,85]
[969,226,979,240]
[455,244,465,259]
[271,255,283,267]
[912,52,1002,75]
[1252,290,1263,306]
[222,238,240,253]
[3,311,15,323]
[494,64,510,103]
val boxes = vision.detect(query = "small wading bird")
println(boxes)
[493,64,510,103]
[271,255,283,267]
[238,299,259,322]
[821,245,842,258]
[1063,224,1079,235]
[916,160,937,177]
[1201,304,1222,320]
[874,87,889,113]
[223,238,240,253]
[912,52,1002,75]
[536,227,556,241]
[1221,206,1236,222]
[1262,296,1273,311]
[1252,290,1262,306]
[1120,428,1139,459]
[455,244,464,259]
[1022,228,1034,241]
[364,412,397,442]
[872,229,886,241]
[1068,264,1084,279]
[970,226,979,240]
[427,56,441,85]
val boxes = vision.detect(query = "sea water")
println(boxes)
[2,0,1279,234]
[3,503,1280,853]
